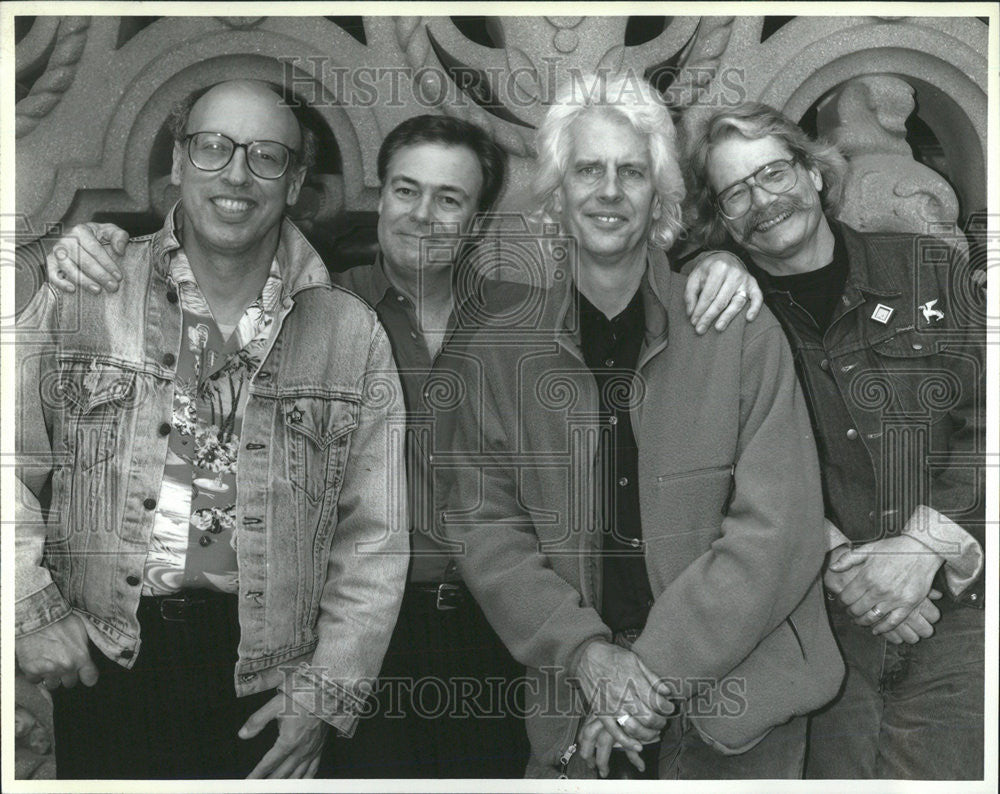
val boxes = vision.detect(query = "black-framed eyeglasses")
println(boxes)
[184,132,296,180]
[715,158,799,220]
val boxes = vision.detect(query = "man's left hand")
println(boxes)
[828,535,944,632]
[240,691,329,779]
[684,251,763,334]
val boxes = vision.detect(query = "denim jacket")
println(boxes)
[15,206,409,736]
[750,221,985,607]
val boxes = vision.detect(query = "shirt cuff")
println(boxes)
[825,519,851,552]
[902,505,984,597]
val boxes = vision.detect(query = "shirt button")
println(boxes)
[630,538,642,549]
[143,497,157,510]
[410,331,418,340]
[608,416,618,425]
[158,422,171,436]
[618,477,629,487]
[166,290,178,304]
[604,358,615,367]
[820,359,829,371]
[126,575,140,586]
[846,428,859,441]
[120,649,134,660]
[397,295,406,303]
[912,342,923,351]
[969,592,978,602]
[162,352,176,367]
[199,535,213,547]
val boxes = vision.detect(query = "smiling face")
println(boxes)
[171,81,305,262]
[554,111,660,267]
[376,142,484,283]
[706,133,827,271]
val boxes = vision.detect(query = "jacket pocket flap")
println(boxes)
[282,397,359,448]
[870,327,941,358]
[57,363,137,414]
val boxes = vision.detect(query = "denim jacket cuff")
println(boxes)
[902,505,984,596]
[15,582,73,638]
[278,661,368,737]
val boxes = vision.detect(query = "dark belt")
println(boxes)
[138,590,235,622]
[406,581,467,611]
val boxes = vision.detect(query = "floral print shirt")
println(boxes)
[141,251,282,595]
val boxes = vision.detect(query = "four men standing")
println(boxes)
[16,74,987,782]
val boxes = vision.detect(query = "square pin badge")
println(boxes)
[870,303,894,324]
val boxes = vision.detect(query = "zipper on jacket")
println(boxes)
[656,463,733,483]
[558,742,578,779]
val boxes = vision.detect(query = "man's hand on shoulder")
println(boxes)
[683,250,763,334]
[16,613,98,690]
[47,222,129,295]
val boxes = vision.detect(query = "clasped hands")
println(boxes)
[824,535,945,645]
[573,640,676,777]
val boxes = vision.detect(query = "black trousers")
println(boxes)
[320,582,530,778]
[52,591,277,779]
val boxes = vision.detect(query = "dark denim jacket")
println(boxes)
[15,206,409,735]
[751,221,985,606]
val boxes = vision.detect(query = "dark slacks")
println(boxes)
[52,591,277,779]
[320,582,530,778]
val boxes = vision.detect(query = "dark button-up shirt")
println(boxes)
[335,256,461,584]
[577,289,654,634]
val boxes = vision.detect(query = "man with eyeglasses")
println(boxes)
[684,102,985,779]
[14,79,408,779]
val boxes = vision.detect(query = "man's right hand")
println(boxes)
[16,613,99,690]
[46,222,129,295]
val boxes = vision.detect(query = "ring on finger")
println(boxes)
[615,713,631,727]
[868,605,884,619]
[734,289,749,301]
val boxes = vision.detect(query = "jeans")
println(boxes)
[806,603,984,779]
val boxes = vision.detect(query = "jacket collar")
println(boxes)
[150,201,331,301]
[549,244,673,361]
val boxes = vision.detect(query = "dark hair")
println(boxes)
[377,115,506,212]
[683,102,847,247]
[166,80,317,172]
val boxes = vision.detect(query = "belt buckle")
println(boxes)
[435,583,461,611]
[159,595,207,621]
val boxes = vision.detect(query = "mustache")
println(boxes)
[743,196,811,233]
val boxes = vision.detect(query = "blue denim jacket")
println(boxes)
[15,206,409,736]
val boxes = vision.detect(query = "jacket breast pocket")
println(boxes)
[52,362,138,569]
[56,364,137,471]
[282,396,359,503]
[863,329,960,418]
